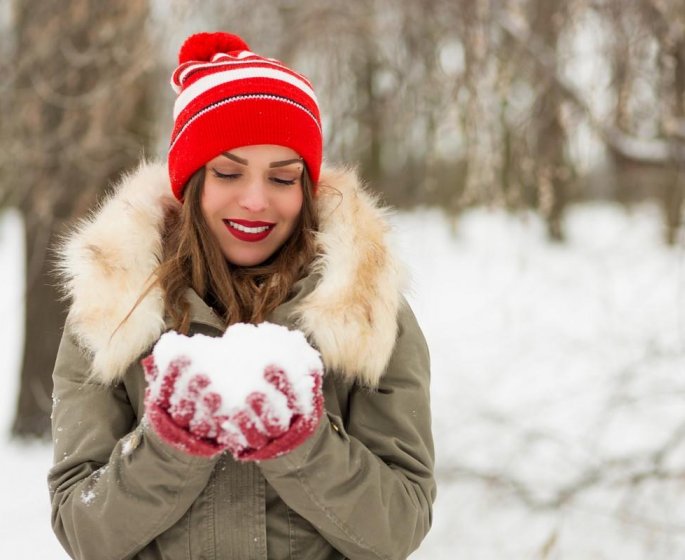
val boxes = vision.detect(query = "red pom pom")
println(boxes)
[178,32,250,64]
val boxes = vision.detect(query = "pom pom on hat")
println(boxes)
[178,32,250,64]
[168,31,323,201]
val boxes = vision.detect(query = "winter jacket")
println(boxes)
[48,162,436,560]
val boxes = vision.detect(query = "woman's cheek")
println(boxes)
[285,188,304,218]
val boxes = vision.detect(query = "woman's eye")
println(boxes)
[271,177,297,186]
[211,168,241,180]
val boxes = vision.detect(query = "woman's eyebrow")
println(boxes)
[269,158,303,168]
[221,152,248,165]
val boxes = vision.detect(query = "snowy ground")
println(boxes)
[2,202,685,559]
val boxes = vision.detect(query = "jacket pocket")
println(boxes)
[134,507,191,560]
[287,506,345,560]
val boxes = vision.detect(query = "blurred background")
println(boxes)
[0,0,684,558]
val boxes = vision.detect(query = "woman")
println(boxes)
[49,32,435,560]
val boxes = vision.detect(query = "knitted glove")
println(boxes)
[142,354,226,457]
[142,323,324,461]
[219,363,324,461]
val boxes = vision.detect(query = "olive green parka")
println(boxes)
[48,162,435,560]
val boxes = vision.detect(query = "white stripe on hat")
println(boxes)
[174,56,308,92]
[173,66,319,121]
[169,93,322,153]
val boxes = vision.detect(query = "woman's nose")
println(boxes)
[238,179,269,213]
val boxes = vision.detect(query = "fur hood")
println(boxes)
[58,161,404,387]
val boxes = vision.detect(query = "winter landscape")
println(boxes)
[2,200,684,559]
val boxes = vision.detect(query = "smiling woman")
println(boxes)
[48,31,435,560]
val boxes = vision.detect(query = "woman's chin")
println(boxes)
[222,247,274,267]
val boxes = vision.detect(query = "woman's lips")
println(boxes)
[223,219,275,242]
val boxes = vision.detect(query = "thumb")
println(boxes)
[141,354,158,383]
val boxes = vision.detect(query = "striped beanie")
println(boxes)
[168,32,322,201]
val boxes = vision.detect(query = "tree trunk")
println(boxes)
[358,47,384,187]
[530,0,570,242]
[665,36,685,245]
[7,0,153,438]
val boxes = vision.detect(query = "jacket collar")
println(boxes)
[58,161,404,387]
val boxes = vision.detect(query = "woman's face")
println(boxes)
[201,145,304,267]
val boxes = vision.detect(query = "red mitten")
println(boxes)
[142,354,225,457]
[218,362,324,461]
[142,323,324,460]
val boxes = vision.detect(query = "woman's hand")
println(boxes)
[219,363,324,460]
[142,323,324,460]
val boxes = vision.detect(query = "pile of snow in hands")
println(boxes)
[148,322,323,436]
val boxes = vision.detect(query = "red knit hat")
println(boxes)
[167,32,323,200]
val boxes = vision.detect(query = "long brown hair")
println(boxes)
[155,165,319,332]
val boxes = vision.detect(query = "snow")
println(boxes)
[2,202,685,558]
[121,430,140,456]
[395,205,685,559]
[79,489,96,506]
[150,323,323,435]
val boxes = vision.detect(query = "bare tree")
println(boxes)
[527,0,574,241]
[637,0,685,243]
[1,0,154,438]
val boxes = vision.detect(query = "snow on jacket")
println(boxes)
[48,161,436,560]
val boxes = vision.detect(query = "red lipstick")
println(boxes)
[223,219,275,242]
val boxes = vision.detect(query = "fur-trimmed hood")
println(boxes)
[58,161,404,387]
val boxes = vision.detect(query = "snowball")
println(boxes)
[149,322,323,428]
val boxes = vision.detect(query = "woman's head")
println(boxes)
[167,32,323,202]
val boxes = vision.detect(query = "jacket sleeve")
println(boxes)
[259,299,436,560]
[48,323,220,560]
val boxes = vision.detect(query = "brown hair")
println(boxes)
[155,166,319,332]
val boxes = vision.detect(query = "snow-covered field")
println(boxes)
[2,202,684,559]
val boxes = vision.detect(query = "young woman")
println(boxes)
[49,32,435,560]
